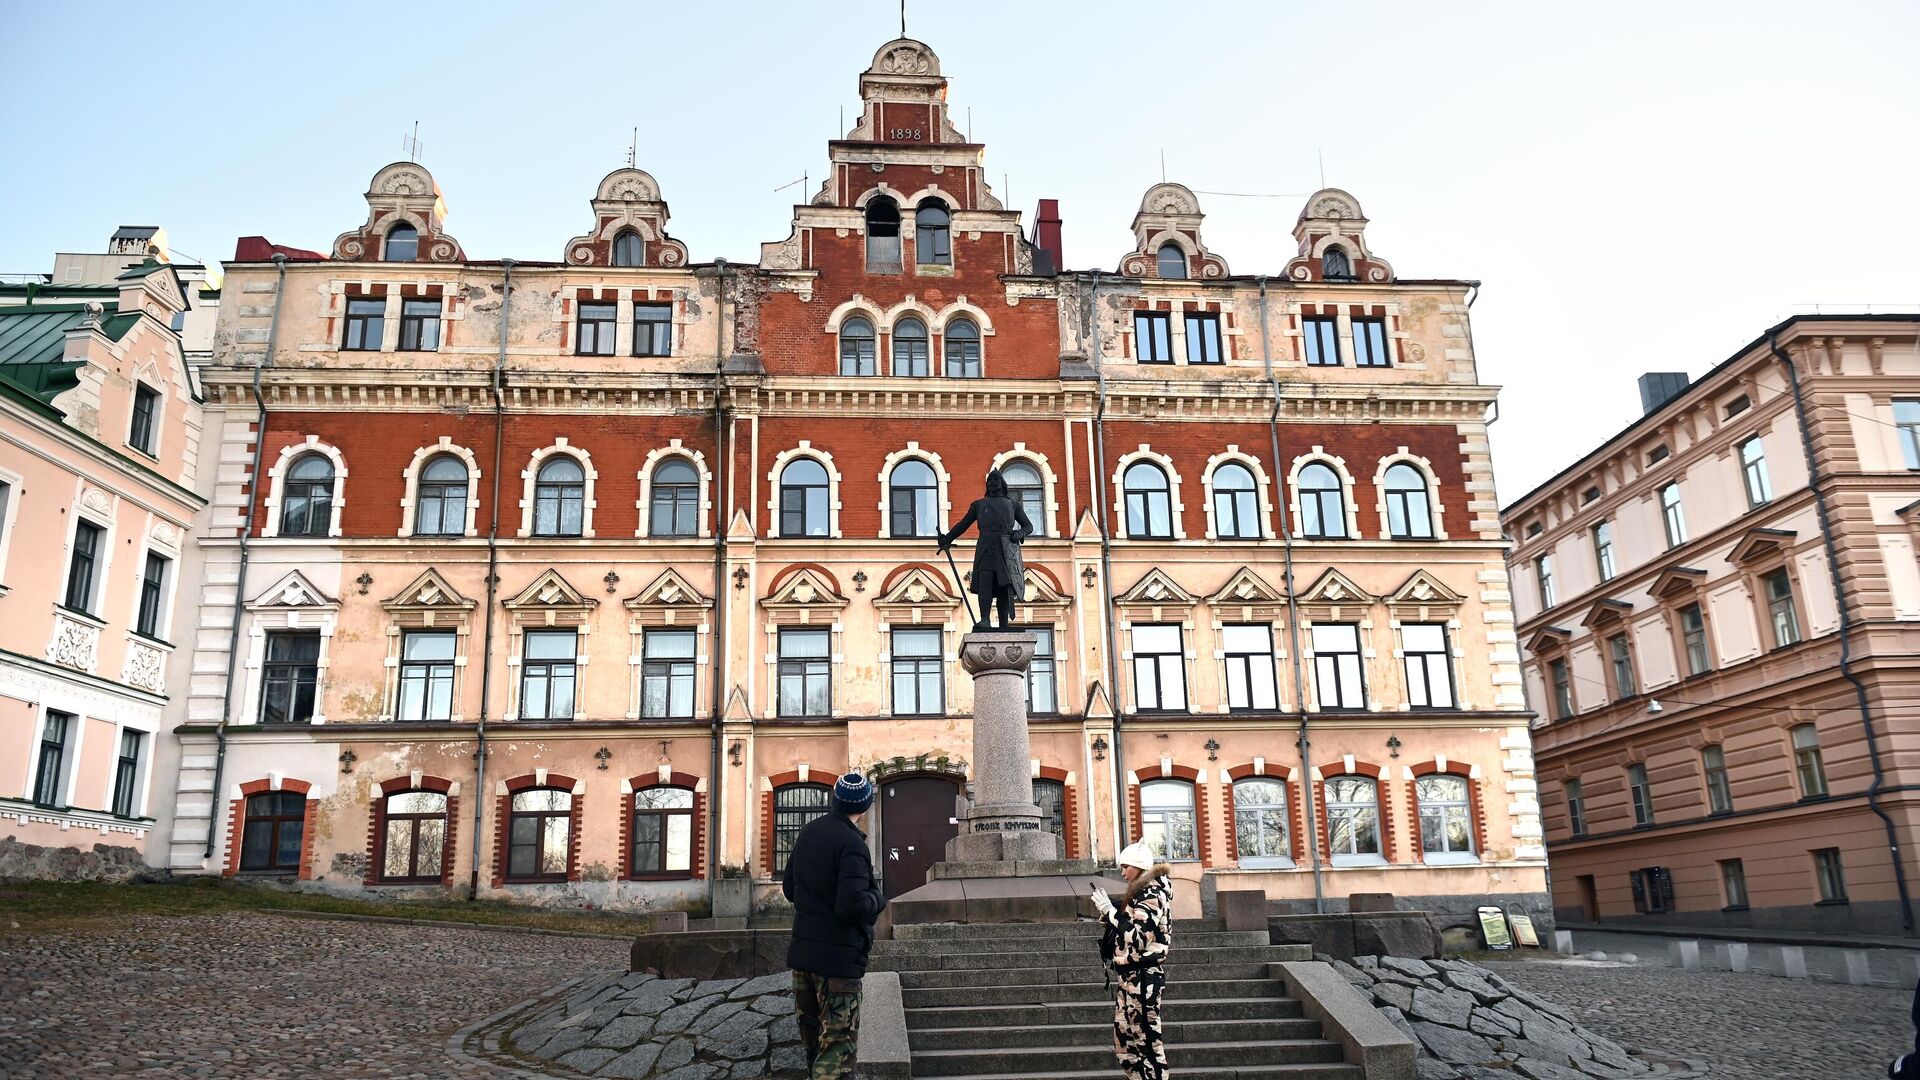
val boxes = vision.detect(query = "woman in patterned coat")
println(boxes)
[1093,842,1173,1080]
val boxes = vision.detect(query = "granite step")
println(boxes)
[892,918,1229,940]
[911,1037,1348,1077]
[908,1067,1362,1080]
[903,977,1286,1009]
[906,995,1304,1029]
[874,943,1307,972]
[911,1017,1324,1051]
[872,929,1274,955]
[897,960,1276,989]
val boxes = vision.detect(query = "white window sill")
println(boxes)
[1421,852,1480,866]
[1329,854,1387,868]
[1236,856,1295,870]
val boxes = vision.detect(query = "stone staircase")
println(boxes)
[871,920,1364,1079]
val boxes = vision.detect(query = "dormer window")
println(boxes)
[1322,247,1353,281]
[384,223,418,262]
[1157,243,1188,279]
[1648,445,1671,465]
[915,200,951,266]
[865,197,901,271]
[611,230,644,267]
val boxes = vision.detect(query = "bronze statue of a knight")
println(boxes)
[938,470,1034,632]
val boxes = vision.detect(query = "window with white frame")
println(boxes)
[1535,553,1555,608]
[1134,311,1172,364]
[1383,463,1432,539]
[32,711,73,807]
[279,454,336,538]
[398,630,456,722]
[63,520,104,615]
[260,630,320,724]
[1402,623,1454,709]
[649,458,700,538]
[111,728,145,818]
[778,458,831,537]
[943,318,981,378]
[1702,744,1733,814]
[640,629,696,718]
[1660,483,1686,547]
[892,317,929,376]
[1792,723,1828,798]
[1211,462,1260,539]
[1564,778,1587,836]
[778,628,831,718]
[519,630,577,720]
[1325,776,1381,863]
[890,627,944,716]
[1131,624,1186,712]
[1185,313,1223,364]
[1221,624,1277,711]
[840,316,877,376]
[1002,460,1045,537]
[1311,623,1365,710]
[414,455,469,537]
[888,460,939,538]
[1628,763,1654,826]
[1740,437,1772,506]
[1593,521,1616,581]
[136,552,170,639]
[1298,463,1346,539]
[1354,317,1391,367]
[1139,779,1196,861]
[1417,774,1475,860]
[1027,627,1057,714]
[1123,462,1173,539]
[533,457,586,537]
[1233,778,1290,865]
[1896,400,1920,469]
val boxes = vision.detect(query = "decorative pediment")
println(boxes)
[1207,566,1285,606]
[381,568,475,613]
[505,568,597,612]
[874,564,959,609]
[1297,568,1374,606]
[331,161,464,263]
[1580,598,1634,629]
[1729,527,1796,566]
[1021,567,1070,608]
[562,168,690,267]
[763,565,848,610]
[1649,566,1708,600]
[1118,183,1230,279]
[1386,569,1466,619]
[248,570,338,612]
[1115,568,1198,608]
[1525,626,1573,654]
[1284,187,1394,284]
[625,568,712,610]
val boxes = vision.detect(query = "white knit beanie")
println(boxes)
[1118,841,1156,870]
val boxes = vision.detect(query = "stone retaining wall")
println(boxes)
[508,971,805,1079]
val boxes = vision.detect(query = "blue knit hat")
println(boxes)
[832,771,875,814]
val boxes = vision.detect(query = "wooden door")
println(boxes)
[879,776,960,900]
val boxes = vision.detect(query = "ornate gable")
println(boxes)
[380,568,475,629]
[1284,187,1393,284]
[874,564,960,612]
[1205,566,1286,621]
[1649,566,1708,601]
[1115,568,1198,608]
[763,565,848,612]
[332,161,464,262]
[1385,570,1466,620]
[625,567,712,611]
[1580,598,1634,630]
[505,569,597,614]
[563,168,690,267]
[1119,183,1229,279]
[1295,567,1375,621]
[1729,527,1796,566]
[1021,567,1070,609]
[248,570,338,612]
[1526,626,1574,654]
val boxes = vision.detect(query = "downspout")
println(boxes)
[205,253,286,860]
[1087,277,1126,858]
[1257,277,1324,913]
[468,259,513,899]
[1771,329,1914,933]
[707,258,730,889]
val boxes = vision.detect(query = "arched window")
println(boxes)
[279,454,335,537]
[414,455,468,537]
[840,316,877,376]
[1384,463,1433,540]
[384,223,419,262]
[778,458,830,537]
[892,317,929,377]
[533,457,586,537]
[239,790,306,872]
[1324,776,1381,862]
[915,200,951,266]
[1211,462,1259,539]
[888,459,939,538]
[631,786,695,878]
[1139,779,1197,861]
[773,783,832,874]
[1002,460,1045,537]
[611,230,644,267]
[1416,775,1475,860]
[1322,247,1352,281]
[943,318,981,378]
[865,197,902,271]
[1157,243,1188,280]
[1298,462,1347,539]
[506,788,572,882]
[1233,778,1291,866]
[1034,778,1067,846]
[650,458,699,537]
[379,790,448,882]
[1123,461,1172,539]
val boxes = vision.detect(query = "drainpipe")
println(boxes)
[1771,329,1914,933]
[468,259,513,899]
[205,253,286,860]
[707,259,731,890]
[1257,277,1325,913]
[1086,277,1127,859]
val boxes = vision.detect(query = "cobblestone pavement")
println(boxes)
[1485,954,1910,1080]
[0,912,625,1079]
[1571,928,1920,988]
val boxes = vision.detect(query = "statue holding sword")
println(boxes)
[937,469,1033,632]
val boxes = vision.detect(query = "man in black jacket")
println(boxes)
[782,771,885,1078]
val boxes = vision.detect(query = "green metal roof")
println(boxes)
[0,302,134,404]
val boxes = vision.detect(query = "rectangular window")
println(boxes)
[112,728,144,817]
[890,628,944,716]
[1549,659,1573,720]
[397,298,441,351]
[519,630,577,721]
[1131,624,1187,712]
[260,631,321,723]
[1661,485,1687,547]
[778,629,831,718]
[1222,624,1278,712]
[1302,316,1340,366]
[1402,623,1455,709]
[1897,400,1920,469]
[1813,848,1848,902]
[1535,554,1555,609]
[0,479,12,579]
[342,297,385,351]
[1564,779,1587,837]
[772,785,831,876]
[1724,394,1751,418]
[1648,445,1670,465]
[1793,724,1829,798]
[1681,603,1711,676]
[1702,745,1733,814]
[1765,569,1801,647]
[1740,437,1772,506]
[634,303,673,357]
[129,383,158,454]
[640,629,697,719]
[1353,317,1391,367]
[1608,633,1636,698]
[1183,313,1223,365]
[1134,312,1172,364]
[136,552,169,639]
[64,520,103,614]
[576,301,617,356]
[1719,858,1749,908]
[1593,522,1615,582]
[1311,623,1366,711]
[1628,763,1654,827]
[1027,627,1057,714]
[33,711,72,807]
[398,630,456,722]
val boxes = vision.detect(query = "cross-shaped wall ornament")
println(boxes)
[339,749,357,775]
[1081,566,1098,589]
[1205,738,1220,761]
[604,571,620,594]
[595,747,612,771]
[852,570,869,593]
[1091,736,1108,761]
[732,567,749,591]
[355,572,373,595]
[1386,735,1402,759]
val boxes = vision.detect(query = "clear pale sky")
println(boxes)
[5,1,1916,497]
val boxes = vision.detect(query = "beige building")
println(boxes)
[1506,315,1920,934]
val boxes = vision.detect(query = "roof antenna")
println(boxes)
[403,121,424,163]
[901,0,908,37]
[1318,149,1326,188]
[966,106,972,143]
[626,127,637,168]
[1160,148,1167,183]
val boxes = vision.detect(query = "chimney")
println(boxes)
[1031,199,1063,275]
[1637,372,1690,415]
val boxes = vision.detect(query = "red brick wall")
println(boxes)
[1037,764,1080,860]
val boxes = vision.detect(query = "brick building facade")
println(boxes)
[150,39,1547,924]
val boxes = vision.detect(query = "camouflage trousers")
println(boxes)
[792,970,862,1079]
[1112,966,1168,1080]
